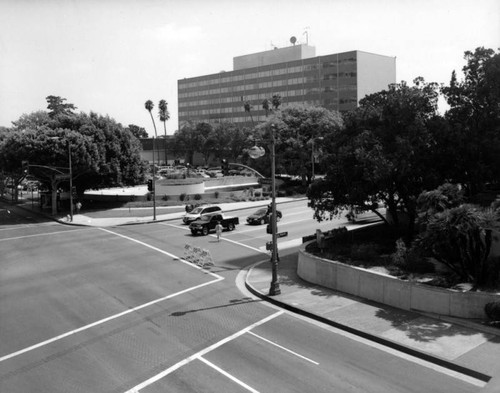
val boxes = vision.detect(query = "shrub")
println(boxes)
[214,191,219,199]
[350,242,379,262]
[404,251,435,274]
[194,194,202,201]
[254,191,261,197]
[179,193,187,202]
[162,194,169,201]
[485,301,500,320]
[391,238,407,267]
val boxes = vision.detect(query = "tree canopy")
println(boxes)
[0,98,146,195]
[441,47,500,196]
[307,78,442,240]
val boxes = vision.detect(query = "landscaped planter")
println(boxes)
[298,244,500,319]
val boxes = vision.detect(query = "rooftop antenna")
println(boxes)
[303,26,310,45]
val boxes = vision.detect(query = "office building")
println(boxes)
[178,44,396,129]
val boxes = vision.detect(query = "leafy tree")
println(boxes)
[307,78,442,240]
[158,99,170,164]
[195,122,214,166]
[206,123,234,164]
[276,105,343,184]
[0,109,146,212]
[46,95,77,118]
[172,121,205,165]
[441,47,500,196]
[127,124,148,139]
[250,105,343,181]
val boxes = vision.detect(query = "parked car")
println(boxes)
[183,205,222,224]
[246,207,282,225]
[189,213,239,236]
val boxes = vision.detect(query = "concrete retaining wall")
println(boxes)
[298,246,500,319]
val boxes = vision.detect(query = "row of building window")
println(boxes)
[178,73,357,99]
[179,84,356,107]
[179,57,357,90]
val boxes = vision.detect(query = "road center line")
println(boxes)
[123,310,284,392]
[248,331,319,365]
[0,277,223,363]
[198,356,260,392]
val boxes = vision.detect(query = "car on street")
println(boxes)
[183,205,222,224]
[246,207,282,225]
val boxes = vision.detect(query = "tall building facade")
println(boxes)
[178,44,396,129]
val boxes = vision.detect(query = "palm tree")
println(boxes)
[271,94,282,111]
[262,99,270,117]
[158,99,170,165]
[145,100,159,167]
[244,101,254,126]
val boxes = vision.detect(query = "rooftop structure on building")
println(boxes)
[178,43,396,129]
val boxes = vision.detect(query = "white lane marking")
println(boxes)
[248,331,319,365]
[123,311,284,392]
[287,312,487,388]
[0,277,223,363]
[0,228,88,241]
[198,357,260,393]
[0,222,57,232]
[98,228,223,279]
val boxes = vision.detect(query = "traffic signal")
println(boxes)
[266,220,276,234]
[221,159,229,176]
[71,186,77,198]
[22,160,29,175]
[147,179,153,192]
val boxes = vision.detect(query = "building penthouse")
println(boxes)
[178,44,396,129]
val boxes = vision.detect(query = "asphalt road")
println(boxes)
[0,200,481,392]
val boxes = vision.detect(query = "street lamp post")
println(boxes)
[68,142,73,222]
[248,124,280,296]
[269,125,281,295]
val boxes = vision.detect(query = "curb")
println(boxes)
[244,262,491,384]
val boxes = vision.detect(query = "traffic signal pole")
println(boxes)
[152,137,156,221]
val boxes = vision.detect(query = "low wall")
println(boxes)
[297,246,500,319]
[155,180,204,196]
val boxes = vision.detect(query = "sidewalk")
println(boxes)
[245,256,500,390]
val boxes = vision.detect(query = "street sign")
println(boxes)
[54,174,70,180]
[277,231,288,238]
[259,178,272,185]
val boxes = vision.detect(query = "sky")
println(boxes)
[0,0,498,135]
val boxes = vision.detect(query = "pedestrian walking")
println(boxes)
[215,221,223,242]
[76,201,82,214]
